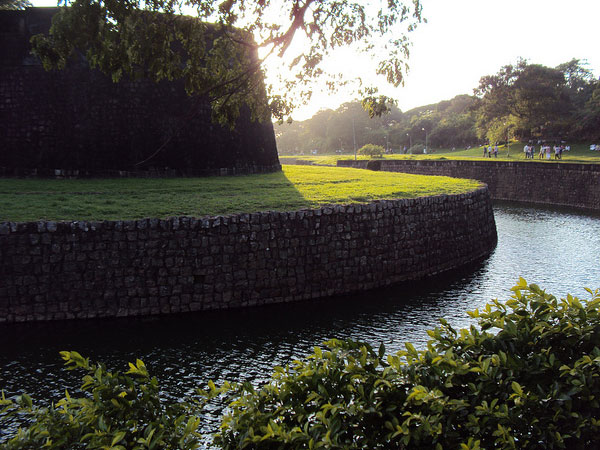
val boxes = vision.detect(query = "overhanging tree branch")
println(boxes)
[32,0,424,124]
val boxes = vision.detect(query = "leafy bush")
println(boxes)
[407,144,426,154]
[2,280,600,449]
[0,352,202,449]
[211,279,600,449]
[358,143,384,158]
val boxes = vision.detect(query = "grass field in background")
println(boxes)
[0,165,482,222]
[279,143,600,166]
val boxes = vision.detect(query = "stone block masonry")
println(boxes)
[1,8,279,175]
[0,188,497,323]
[338,160,600,211]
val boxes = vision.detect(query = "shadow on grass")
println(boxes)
[0,169,311,222]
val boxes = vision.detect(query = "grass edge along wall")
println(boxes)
[337,159,600,211]
[0,188,497,323]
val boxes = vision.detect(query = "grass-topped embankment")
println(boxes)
[279,143,600,166]
[0,165,481,222]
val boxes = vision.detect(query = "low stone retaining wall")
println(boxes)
[0,164,282,179]
[338,160,600,211]
[0,188,497,323]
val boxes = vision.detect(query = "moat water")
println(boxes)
[1,201,599,440]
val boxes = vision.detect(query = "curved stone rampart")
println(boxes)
[337,159,600,211]
[0,188,496,323]
[0,8,279,175]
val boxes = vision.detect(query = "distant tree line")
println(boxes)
[0,0,31,10]
[275,59,600,154]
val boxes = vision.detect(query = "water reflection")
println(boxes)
[1,202,599,432]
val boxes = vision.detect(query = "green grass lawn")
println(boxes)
[279,143,600,166]
[0,165,481,222]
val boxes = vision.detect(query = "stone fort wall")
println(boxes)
[0,188,497,322]
[338,160,600,211]
[0,8,280,176]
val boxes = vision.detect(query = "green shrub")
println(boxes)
[358,144,384,158]
[2,280,600,449]
[211,279,600,449]
[0,352,203,449]
[407,144,425,154]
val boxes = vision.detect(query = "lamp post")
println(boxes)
[406,133,411,154]
[353,118,357,161]
[422,127,428,154]
[504,122,510,157]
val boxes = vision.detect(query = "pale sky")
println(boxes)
[396,0,600,112]
[286,0,600,119]
[31,0,600,120]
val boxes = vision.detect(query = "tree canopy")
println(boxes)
[275,95,478,155]
[0,0,31,10]
[276,58,599,154]
[31,0,424,125]
[474,58,599,143]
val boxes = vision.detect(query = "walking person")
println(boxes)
[524,144,529,159]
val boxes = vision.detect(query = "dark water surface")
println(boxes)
[1,202,599,438]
